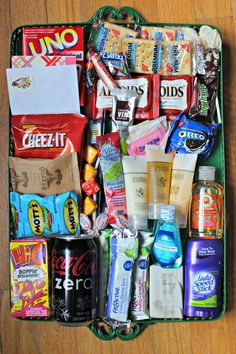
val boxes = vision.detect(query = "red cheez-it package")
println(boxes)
[22,26,85,105]
[11,114,87,164]
[87,74,160,120]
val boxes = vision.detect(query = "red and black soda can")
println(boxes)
[52,236,97,325]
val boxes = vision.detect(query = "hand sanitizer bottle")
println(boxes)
[189,166,224,239]
[152,205,182,268]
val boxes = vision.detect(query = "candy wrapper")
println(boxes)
[112,88,138,154]
[10,239,49,318]
[165,113,220,159]
[96,132,127,225]
[188,49,220,123]
[86,51,130,90]
[160,76,193,119]
[11,114,87,165]
[106,228,138,325]
[88,50,118,91]
[130,231,154,320]
[88,20,138,54]
[11,191,80,238]
[127,116,167,156]
[87,74,160,120]
[9,152,81,197]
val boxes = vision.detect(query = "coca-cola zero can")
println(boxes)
[52,236,97,325]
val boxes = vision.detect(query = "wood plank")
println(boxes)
[194,0,232,19]
[0,0,12,291]
[1,0,236,353]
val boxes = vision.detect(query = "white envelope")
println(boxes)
[6,65,80,115]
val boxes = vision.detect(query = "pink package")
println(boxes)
[127,122,167,156]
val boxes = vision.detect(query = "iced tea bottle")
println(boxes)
[189,166,224,238]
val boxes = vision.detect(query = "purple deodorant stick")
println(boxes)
[184,239,224,318]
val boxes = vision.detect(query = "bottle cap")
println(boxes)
[160,205,176,222]
[198,166,215,181]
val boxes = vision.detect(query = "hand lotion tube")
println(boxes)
[146,146,173,220]
[170,154,198,228]
[122,156,148,230]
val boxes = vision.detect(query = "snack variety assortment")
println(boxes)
[7,19,224,327]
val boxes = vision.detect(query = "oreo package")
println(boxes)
[165,113,220,159]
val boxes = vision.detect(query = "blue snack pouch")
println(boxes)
[10,192,20,238]
[56,191,80,236]
[19,193,59,237]
[165,112,220,159]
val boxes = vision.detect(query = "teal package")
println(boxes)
[56,191,80,236]
[19,193,59,237]
[10,192,20,238]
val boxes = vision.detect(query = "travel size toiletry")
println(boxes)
[152,204,182,268]
[170,153,198,228]
[149,264,183,318]
[146,146,173,220]
[189,166,224,238]
[184,239,223,318]
[122,156,148,230]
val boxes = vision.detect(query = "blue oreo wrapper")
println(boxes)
[165,113,220,159]
[56,191,80,236]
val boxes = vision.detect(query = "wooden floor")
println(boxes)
[1,0,236,353]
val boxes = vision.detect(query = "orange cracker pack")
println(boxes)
[10,239,49,318]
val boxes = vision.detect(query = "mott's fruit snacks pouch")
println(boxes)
[10,191,80,238]
[10,239,49,318]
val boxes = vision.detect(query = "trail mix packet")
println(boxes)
[9,152,81,197]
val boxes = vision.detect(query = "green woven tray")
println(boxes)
[9,5,226,341]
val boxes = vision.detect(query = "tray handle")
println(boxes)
[87,6,145,24]
[88,321,150,341]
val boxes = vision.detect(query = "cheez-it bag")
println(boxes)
[11,114,87,165]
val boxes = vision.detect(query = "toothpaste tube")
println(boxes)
[106,228,138,324]
[130,231,154,320]
[96,132,127,224]
[98,228,112,317]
